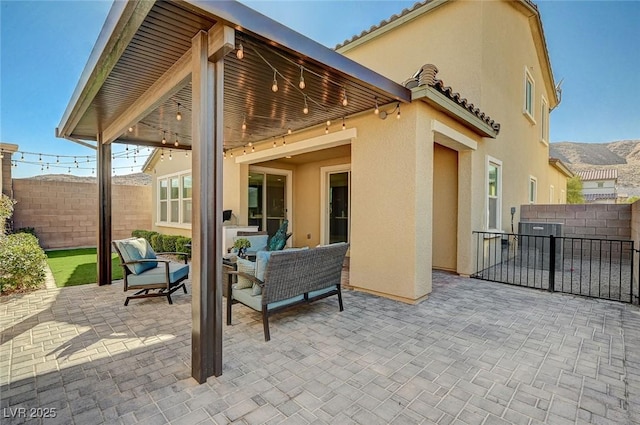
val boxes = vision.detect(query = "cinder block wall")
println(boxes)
[12,180,151,249]
[520,204,632,240]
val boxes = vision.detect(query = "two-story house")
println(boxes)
[578,169,619,203]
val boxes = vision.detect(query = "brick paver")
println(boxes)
[1,270,639,424]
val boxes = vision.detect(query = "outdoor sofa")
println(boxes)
[227,242,349,341]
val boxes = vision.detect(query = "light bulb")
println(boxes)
[325,126,329,134]
[271,71,278,92]
[342,89,348,107]
[169,150,173,160]
[288,128,292,135]
[174,139,179,147]
[128,127,133,133]
[303,96,309,114]
[242,115,247,131]
[396,104,401,120]
[299,67,305,89]
[374,98,379,115]
[273,140,277,148]
[236,43,244,60]
[326,120,331,126]
[252,146,255,153]
[162,132,166,144]
[243,148,246,155]
[176,103,182,121]
[230,151,234,157]
[342,118,346,131]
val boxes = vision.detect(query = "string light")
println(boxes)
[174,136,179,147]
[396,103,401,120]
[374,97,379,115]
[342,88,348,107]
[288,127,292,135]
[39,154,42,161]
[236,43,244,60]
[326,120,331,126]
[271,71,278,92]
[243,147,247,155]
[128,126,133,133]
[56,156,60,163]
[251,145,255,153]
[185,151,189,158]
[273,139,277,148]
[176,103,182,121]
[303,96,309,114]
[160,149,165,161]
[21,152,24,160]
[230,150,234,157]
[169,150,173,160]
[282,136,286,146]
[325,125,329,134]
[242,114,247,131]
[342,117,346,131]
[298,66,305,89]
[223,150,227,159]
[162,131,167,144]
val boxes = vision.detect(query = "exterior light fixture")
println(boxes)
[128,126,133,133]
[162,131,167,144]
[236,43,244,60]
[242,114,247,131]
[176,103,182,121]
[396,103,401,120]
[342,88,348,107]
[288,127,292,135]
[299,67,305,89]
[303,96,309,114]
[174,137,179,147]
[374,98,379,115]
[169,150,173,160]
[342,117,346,131]
[271,71,278,92]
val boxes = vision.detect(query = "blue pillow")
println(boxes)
[268,220,290,251]
[118,238,157,275]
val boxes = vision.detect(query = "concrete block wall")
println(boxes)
[520,204,632,240]
[12,180,151,249]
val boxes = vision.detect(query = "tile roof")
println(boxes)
[584,193,618,201]
[577,169,618,181]
[404,64,501,134]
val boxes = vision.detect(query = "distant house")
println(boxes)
[578,169,618,204]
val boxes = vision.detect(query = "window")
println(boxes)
[529,176,537,204]
[597,182,604,188]
[540,97,549,145]
[157,171,192,226]
[524,68,535,122]
[487,157,502,230]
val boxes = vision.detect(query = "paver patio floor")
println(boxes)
[2,271,640,425]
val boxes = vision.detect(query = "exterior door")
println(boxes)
[432,144,458,271]
[321,165,350,244]
[248,167,292,238]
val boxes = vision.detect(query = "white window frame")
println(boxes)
[540,96,549,145]
[156,170,192,229]
[486,156,502,231]
[529,176,537,204]
[248,166,293,236]
[561,189,566,204]
[550,185,555,203]
[523,67,536,124]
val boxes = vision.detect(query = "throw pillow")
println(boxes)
[235,258,255,289]
[268,220,290,251]
[119,238,158,275]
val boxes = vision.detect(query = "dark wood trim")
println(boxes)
[97,137,112,286]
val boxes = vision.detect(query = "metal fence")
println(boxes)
[472,231,638,304]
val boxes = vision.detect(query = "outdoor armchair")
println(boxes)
[112,238,189,306]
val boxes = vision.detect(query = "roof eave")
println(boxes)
[548,158,574,178]
[412,86,499,139]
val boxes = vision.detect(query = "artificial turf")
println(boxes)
[46,248,123,287]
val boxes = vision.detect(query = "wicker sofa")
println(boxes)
[227,242,349,341]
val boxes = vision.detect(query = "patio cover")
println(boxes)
[57,0,410,383]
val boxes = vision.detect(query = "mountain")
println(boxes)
[22,172,151,186]
[550,140,640,196]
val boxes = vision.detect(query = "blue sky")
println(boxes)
[1,0,639,178]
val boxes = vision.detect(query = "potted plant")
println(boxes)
[233,238,251,259]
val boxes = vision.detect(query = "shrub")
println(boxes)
[175,236,191,256]
[150,234,163,252]
[15,227,37,238]
[162,235,178,253]
[0,194,16,237]
[0,233,47,294]
[131,230,159,244]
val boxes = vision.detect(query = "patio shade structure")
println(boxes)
[57,0,411,383]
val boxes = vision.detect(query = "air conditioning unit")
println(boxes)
[518,222,563,271]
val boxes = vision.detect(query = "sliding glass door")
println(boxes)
[248,167,291,238]
[321,165,350,244]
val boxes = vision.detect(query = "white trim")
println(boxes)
[431,119,477,151]
[320,164,351,245]
[523,67,536,124]
[529,175,538,204]
[249,166,293,242]
[486,156,502,231]
[235,128,356,164]
[156,169,192,226]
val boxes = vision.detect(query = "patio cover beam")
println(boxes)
[97,136,112,287]
[190,27,228,383]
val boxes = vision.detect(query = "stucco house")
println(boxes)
[141,0,569,303]
[577,169,619,204]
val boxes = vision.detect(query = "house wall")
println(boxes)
[339,0,560,233]
[548,165,569,204]
[12,179,151,249]
[582,180,617,194]
[520,204,632,240]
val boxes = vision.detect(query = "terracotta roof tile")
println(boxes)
[577,169,618,181]
[405,64,501,134]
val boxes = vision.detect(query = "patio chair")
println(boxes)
[112,238,189,306]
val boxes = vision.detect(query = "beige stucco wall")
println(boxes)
[12,179,151,249]
[548,165,569,204]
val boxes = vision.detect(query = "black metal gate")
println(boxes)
[472,231,638,304]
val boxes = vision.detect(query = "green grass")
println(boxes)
[46,248,123,287]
